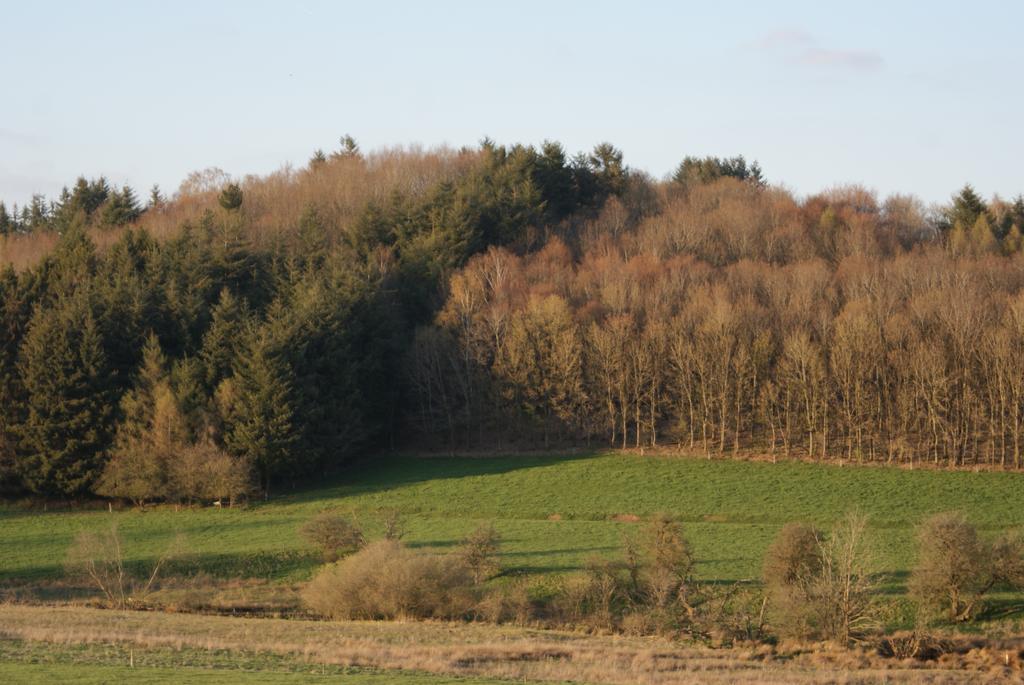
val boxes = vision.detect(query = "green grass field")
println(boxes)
[3,452,1024,592]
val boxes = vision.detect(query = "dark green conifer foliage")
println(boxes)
[224,325,297,493]
[589,142,627,197]
[944,185,989,233]
[672,155,765,189]
[26,195,49,232]
[148,184,164,209]
[14,293,115,496]
[0,202,12,236]
[308,149,327,169]
[294,204,329,271]
[101,185,142,226]
[200,288,251,390]
[114,332,167,447]
[218,183,244,211]
[54,177,110,229]
[0,267,27,488]
[95,333,173,504]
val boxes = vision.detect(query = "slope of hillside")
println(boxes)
[3,452,1022,593]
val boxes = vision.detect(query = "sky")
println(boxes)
[1,0,1022,208]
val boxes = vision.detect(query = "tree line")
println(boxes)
[0,139,624,498]
[2,139,1024,499]
[410,174,1024,467]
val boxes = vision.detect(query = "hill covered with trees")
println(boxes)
[1,138,1023,499]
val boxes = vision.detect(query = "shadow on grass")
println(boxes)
[1,549,324,586]
[276,450,606,506]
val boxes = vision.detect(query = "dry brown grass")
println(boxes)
[0,603,1015,684]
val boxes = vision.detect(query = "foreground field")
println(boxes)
[0,638,514,685]
[0,603,1009,684]
[4,452,1024,593]
[4,454,1024,682]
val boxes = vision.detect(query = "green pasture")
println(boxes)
[2,452,1023,592]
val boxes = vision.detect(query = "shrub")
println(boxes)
[475,577,540,625]
[459,523,502,583]
[381,508,405,541]
[300,512,366,562]
[910,511,1024,622]
[763,514,878,643]
[65,521,184,609]
[763,522,823,637]
[95,446,167,507]
[167,442,252,506]
[641,513,695,610]
[302,540,474,619]
[551,557,630,630]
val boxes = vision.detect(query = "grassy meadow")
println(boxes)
[3,452,1024,594]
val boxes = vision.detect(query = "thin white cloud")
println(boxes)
[755,29,883,72]
[795,47,883,71]
[754,28,815,50]
[0,128,39,144]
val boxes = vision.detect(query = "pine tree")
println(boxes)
[114,333,169,447]
[0,202,11,236]
[148,184,164,210]
[200,288,251,389]
[218,183,244,212]
[0,267,24,487]
[224,327,297,493]
[332,134,360,159]
[308,149,327,169]
[294,204,329,271]
[101,185,142,226]
[14,294,115,496]
[944,185,988,232]
[27,194,49,231]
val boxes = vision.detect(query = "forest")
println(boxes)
[2,139,1024,500]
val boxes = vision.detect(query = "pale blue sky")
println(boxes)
[1,0,1021,207]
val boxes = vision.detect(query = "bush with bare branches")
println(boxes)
[300,512,366,562]
[459,523,502,584]
[763,514,879,644]
[64,521,185,609]
[910,511,1024,622]
[302,540,474,620]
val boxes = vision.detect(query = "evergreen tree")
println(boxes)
[588,142,627,197]
[0,267,27,488]
[96,334,180,505]
[224,326,297,493]
[294,204,329,270]
[0,202,11,236]
[200,288,251,389]
[308,149,327,169]
[113,333,169,447]
[27,194,49,231]
[672,154,765,189]
[13,293,115,496]
[54,177,110,229]
[101,185,142,226]
[218,183,244,211]
[332,134,360,159]
[148,184,164,210]
[944,185,988,232]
